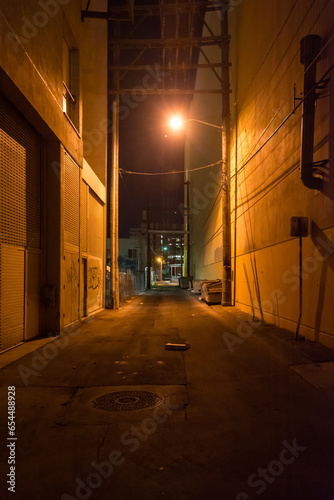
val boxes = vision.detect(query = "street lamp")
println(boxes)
[168,114,232,306]
[169,115,223,131]
[169,115,183,130]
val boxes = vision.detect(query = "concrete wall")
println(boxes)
[186,11,223,281]
[230,0,334,346]
[81,0,107,184]
[0,0,83,161]
[0,0,107,342]
[188,0,334,347]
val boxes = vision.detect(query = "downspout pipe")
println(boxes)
[300,34,323,190]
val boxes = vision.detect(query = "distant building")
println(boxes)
[152,232,183,281]
[143,208,184,282]
[0,1,107,350]
[118,238,144,273]
[129,227,145,240]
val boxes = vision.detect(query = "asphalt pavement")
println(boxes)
[1,285,334,500]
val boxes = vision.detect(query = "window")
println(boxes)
[128,249,137,258]
[63,38,80,133]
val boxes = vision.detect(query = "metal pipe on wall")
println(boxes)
[300,34,323,191]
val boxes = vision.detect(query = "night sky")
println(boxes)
[112,6,196,237]
[118,95,186,237]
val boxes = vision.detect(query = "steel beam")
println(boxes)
[109,88,227,94]
[110,62,224,71]
[109,36,226,48]
[148,230,189,234]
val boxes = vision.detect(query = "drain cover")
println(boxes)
[92,391,163,412]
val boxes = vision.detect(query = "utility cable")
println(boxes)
[231,57,334,181]
[234,0,299,107]
[237,0,331,156]
[119,159,222,175]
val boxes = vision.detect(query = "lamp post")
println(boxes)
[169,116,223,131]
[169,115,232,306]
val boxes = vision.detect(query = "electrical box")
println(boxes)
[290,217,309,237]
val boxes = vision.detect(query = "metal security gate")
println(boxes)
[0,93,41,350]
[63,151,80,325]
[0,245,25,350]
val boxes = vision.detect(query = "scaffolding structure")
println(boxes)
[82,0,231,308]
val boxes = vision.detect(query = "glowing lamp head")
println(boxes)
[169,115,183,131]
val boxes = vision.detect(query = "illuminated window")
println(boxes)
[63,38,80,133]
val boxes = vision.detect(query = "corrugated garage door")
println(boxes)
[64,151,79,248]
[0,94,41,351]
[0,245,25,350]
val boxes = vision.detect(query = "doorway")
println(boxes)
[82,257,88,317]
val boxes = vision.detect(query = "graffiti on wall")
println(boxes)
[67,256,78,284]
[88,266,101,290]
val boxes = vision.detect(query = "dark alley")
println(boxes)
[1,286,334,499]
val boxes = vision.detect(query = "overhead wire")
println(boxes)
[187,184,222,247]
[236,0,313,117]
[231,47,334,181]
[120,0,333,242]
[120,22,333,181]
[235,162,300,222]
[234,0,299,108]
[236,0,331,161]
[236,0,315,157]
[119,158,222,175]
[227,0,333,276]
[120,37,333,182]
[119,170,145,228]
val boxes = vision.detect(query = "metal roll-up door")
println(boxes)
[0,245,25,350]
[64,151,80,247]
[0,93,41,350]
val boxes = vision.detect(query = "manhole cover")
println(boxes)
[92,391,163,412]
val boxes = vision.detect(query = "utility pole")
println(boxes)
[221,10,232,306]
[110,15,120,309]
[184,180,190,277]
[146,210,151,289]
